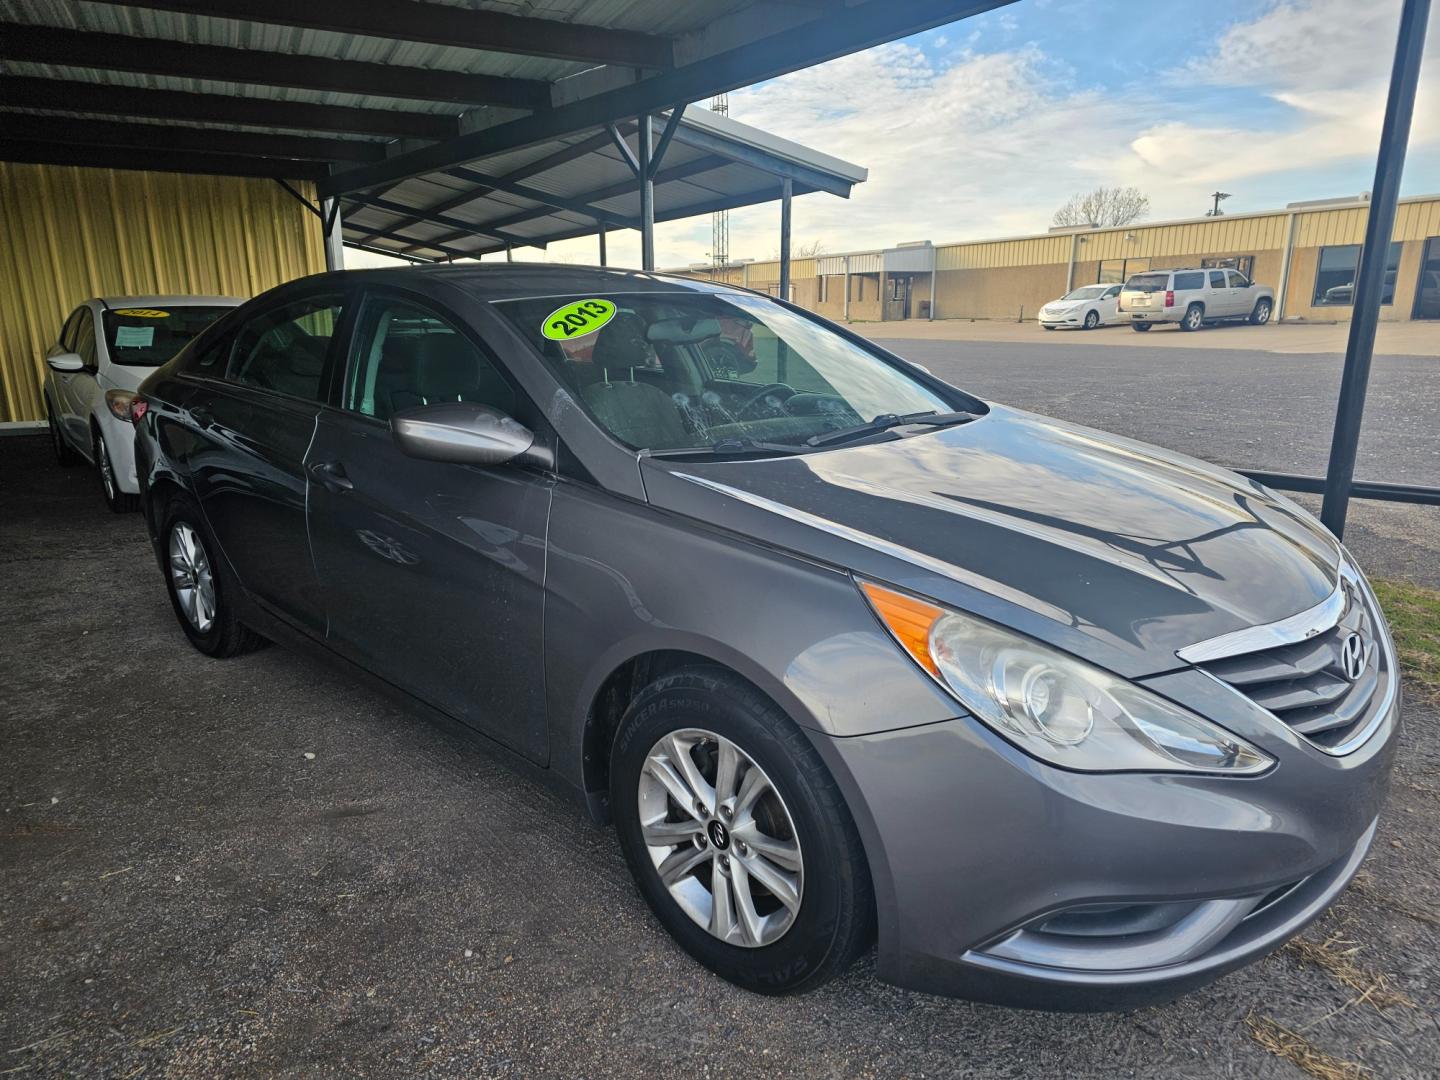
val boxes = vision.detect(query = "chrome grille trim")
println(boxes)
[1184,561,1396,757]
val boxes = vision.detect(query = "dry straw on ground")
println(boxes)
[1246,1013,1373,1080]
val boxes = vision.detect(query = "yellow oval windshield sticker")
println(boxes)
[111,308,170,318]
[541,298,617,341]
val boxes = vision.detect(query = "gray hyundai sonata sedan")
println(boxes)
[134,266,1398,1009]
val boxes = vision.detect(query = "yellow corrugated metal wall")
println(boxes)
[0,163,326,423]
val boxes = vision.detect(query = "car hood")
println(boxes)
[641,405,1342,676]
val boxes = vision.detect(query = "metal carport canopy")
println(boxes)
[0,0,1009,269]
[337,107,867,264]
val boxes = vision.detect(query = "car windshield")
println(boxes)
[496,291,960,453]
[102,305,232,367]
[1125,274,1170,293]
[1062,286,1108,301]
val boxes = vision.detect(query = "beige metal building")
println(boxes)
[681,194,1440,325]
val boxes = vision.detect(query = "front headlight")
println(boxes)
[860,581,1272,775]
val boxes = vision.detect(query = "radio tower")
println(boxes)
[710,93,729,277]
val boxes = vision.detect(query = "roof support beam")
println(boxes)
[0,23,550,109]
[347,195,537,248]
[648,107,685,179]
[319,0,1014,196]
[88,0,674,69]
[443,166,635,228]
[0,75,457,141]
[339,221,492,261]
[413,153,729,252]
[667,122,854,197]
[0,139,328,180]
[0,114,385,163]
[351,127,625,244]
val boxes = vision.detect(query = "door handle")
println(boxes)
[309,459,354,492]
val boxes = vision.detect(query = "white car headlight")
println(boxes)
[861,581,1273,775]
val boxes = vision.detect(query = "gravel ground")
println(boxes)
[3,341,1438,1079]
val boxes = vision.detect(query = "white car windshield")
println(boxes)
[1061,287,1108,301]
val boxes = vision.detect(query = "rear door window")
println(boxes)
[1174,271,1206,290]
[1208,271,1226,288]
[229,295,344,402]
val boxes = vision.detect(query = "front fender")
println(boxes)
[542,482,958,793]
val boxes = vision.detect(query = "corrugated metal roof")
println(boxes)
[338,107,865,261]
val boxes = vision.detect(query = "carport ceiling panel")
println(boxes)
[1,2,603,84]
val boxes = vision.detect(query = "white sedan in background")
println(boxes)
[43,295,240,512]
[1037,284,1123,330]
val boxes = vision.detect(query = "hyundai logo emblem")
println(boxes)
[1340,632,1367,682]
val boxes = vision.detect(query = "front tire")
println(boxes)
[1083,310,1100,330]
[611,668,872,995]
[1250,298,1273,325]
[160,497,267,658]
[1181,304,1205,331]
[95,431,139,513]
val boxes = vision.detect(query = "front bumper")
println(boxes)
[810,679,1397,1010]
[1037,310,1080,327]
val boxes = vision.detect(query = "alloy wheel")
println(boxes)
[168,522,217,633]
[1255,301,1271,324]
[637,728,804,948]
[97,436,115,501]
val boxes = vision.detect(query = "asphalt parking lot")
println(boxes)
[3,342,1438,1078]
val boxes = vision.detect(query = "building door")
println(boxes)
[884,274,911,321]
[1414,238,1440,319]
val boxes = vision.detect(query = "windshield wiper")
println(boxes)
[643,437,808,460]
[804,409,975,448]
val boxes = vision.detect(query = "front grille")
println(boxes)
[1200,578,1390,752]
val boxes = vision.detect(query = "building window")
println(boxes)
[1098,258,1150,284]
[1201,255,1254,278]
[1313,242,1402,306]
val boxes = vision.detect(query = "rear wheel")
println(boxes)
[1250,298,1273,325]
[1083,310,1100,330]
[611,667,872,995]
[1131,322,1152,332]
[1181,304,1205,331]
[48,401,79,466]
[95,431,139,513]
[161,497,267,658]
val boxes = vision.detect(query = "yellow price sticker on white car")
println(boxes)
[111,308,171,318]
[541,299,616,340]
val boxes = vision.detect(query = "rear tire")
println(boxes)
[611,667,873,995]
[48,401,80,466]
[1249,298,1273,325]
[95,431,139,513]
[1131,322,1152,332]
[160,496,267,658]
[1181,304,1205,331]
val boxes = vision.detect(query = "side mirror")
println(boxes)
[392,401,536,467]
[47,352,85,373]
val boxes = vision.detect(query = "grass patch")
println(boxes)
[1284,932,1415,1010]
[1246,1013,1372,1080]
[1371,577,1440,703]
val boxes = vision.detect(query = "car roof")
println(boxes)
[89,295,245,308]
[294,264,744,304]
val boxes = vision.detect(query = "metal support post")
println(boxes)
[1320,0,1429,538]
[778,176,792,302]
[637,112,654,270]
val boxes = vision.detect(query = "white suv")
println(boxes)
[43,296,239,511]
[1119,268,1274,332]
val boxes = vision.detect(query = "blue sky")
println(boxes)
[348,0,1439,270]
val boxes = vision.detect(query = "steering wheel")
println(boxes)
[733,382,797,419]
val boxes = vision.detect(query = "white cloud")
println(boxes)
[485,0,1440,270]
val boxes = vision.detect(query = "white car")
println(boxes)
[1037,284,1123,330]
[43,296,240,511]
